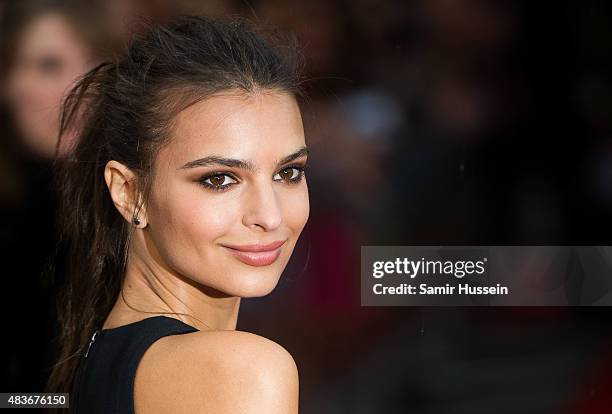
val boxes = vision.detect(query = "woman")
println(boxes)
[47,15,308,413]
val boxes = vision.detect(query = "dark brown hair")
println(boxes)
[46,14,304,397]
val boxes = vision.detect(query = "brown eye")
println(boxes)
[198,173,237,192]
[279,168,294,180]
[273,166,304,183]
[209,175,225,186]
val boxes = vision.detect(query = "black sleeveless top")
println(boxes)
[70,316,199,413]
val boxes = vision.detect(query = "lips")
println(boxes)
[221,239,286,266]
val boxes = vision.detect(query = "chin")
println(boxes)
[230,271,282,298]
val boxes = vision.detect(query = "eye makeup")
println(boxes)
[197,162,308,192]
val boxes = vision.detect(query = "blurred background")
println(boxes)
[2,0,612,412]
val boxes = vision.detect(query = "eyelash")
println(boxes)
[197,164,308,192]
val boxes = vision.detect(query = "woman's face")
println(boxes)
[144,90,309,297]
[6,13,94,158]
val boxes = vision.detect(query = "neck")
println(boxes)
[107,228,241,331]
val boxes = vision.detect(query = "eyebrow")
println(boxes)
[179,146,309,171]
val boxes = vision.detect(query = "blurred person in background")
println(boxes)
[0,0,115,391]
[4,1,113,159]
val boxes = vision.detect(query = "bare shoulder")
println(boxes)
[134,330,299,414]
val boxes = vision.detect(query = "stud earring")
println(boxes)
[132,217,141,226]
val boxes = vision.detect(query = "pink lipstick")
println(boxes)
[221,239,286,266]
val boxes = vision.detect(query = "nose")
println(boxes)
[241,180,283,231]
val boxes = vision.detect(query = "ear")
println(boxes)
[104,160,148,228]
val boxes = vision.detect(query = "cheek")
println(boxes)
[147,186,227,281]
[156,185,240,251]
[281,184,310,234]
